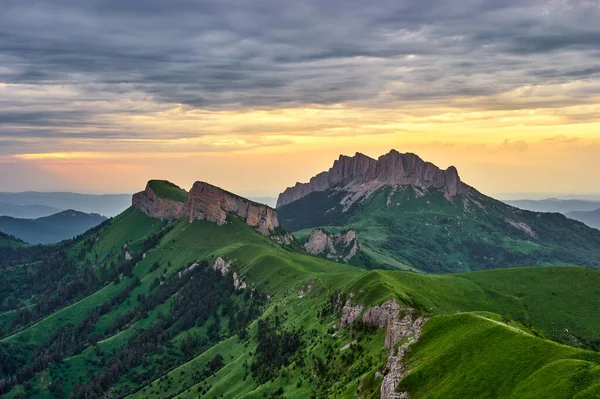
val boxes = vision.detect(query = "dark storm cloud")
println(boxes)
[1,0,600,146]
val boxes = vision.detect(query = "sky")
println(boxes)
[1,0,600,198]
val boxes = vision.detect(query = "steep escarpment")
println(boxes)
[133,180,280,236]
[277,150,468,208]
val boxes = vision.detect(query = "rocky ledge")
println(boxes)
[132,181,280,236]
[277,149,468,208]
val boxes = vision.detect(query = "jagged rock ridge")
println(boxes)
[277,150,469,208]
[132,181,279,236]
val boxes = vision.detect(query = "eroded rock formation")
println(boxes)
[277,150,468,208]
[304,229,359,261]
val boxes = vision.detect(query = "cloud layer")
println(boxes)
[1,0,600,194]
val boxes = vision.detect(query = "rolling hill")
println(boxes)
[504,198,600,214]
[568,208,600,230]
[0,203,63,219]
[0,179,599,398]
[0,191,131,217]
[0,210,107,244]
[277,150,600,273]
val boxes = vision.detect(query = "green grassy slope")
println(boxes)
[279,185,600,273]
[2,206,600,398]
[398,313,600,399]
[148,180,187,202]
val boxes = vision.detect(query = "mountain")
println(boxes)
[277,150,600,273]
[1,179,600,398]
[0,203,63,219]
[567,208,600,230]
[0,210,108,244]
[505,198,600,214]
[0,191,131,217]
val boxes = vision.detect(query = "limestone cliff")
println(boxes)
[132,181,280,236]
[132,182,185,221]
[277,150,469,208]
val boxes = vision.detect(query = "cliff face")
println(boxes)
[183,181,279,235]
[132,183,185,221]
[277,150,467,208]
[133,181,279,236]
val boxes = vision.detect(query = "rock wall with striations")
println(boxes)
[132,181,280,236]
[132,183,185,221]
[183,181,279,235]
[277,149,468,208]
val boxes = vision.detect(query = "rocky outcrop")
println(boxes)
[340,300,364,326]
[361,299,428,399]
[213,257,246,290]
[277,150,468,208]
[133,180,280,236]
[505,219,537,238]
[304,229,359,262]
[212,257,231,276]
[183,182,279,235]
[132,183,185,221]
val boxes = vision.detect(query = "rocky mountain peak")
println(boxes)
[276,149,468,208]
[132,180,280,236]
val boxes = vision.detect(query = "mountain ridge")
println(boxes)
[0,209,107,244]
[277,150,467,208]
[133,180,280,236]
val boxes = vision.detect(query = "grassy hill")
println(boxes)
[568,208,600,230]
[148,180,187,202]
[1,199,600,398]
[0,210,107,244]
[279,185,600,273]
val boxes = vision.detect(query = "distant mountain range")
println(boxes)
[0,191,131,218]
[0,210,107,244]
[567,208,600,230]
[0,202,63,219]
[504,198,600,214]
